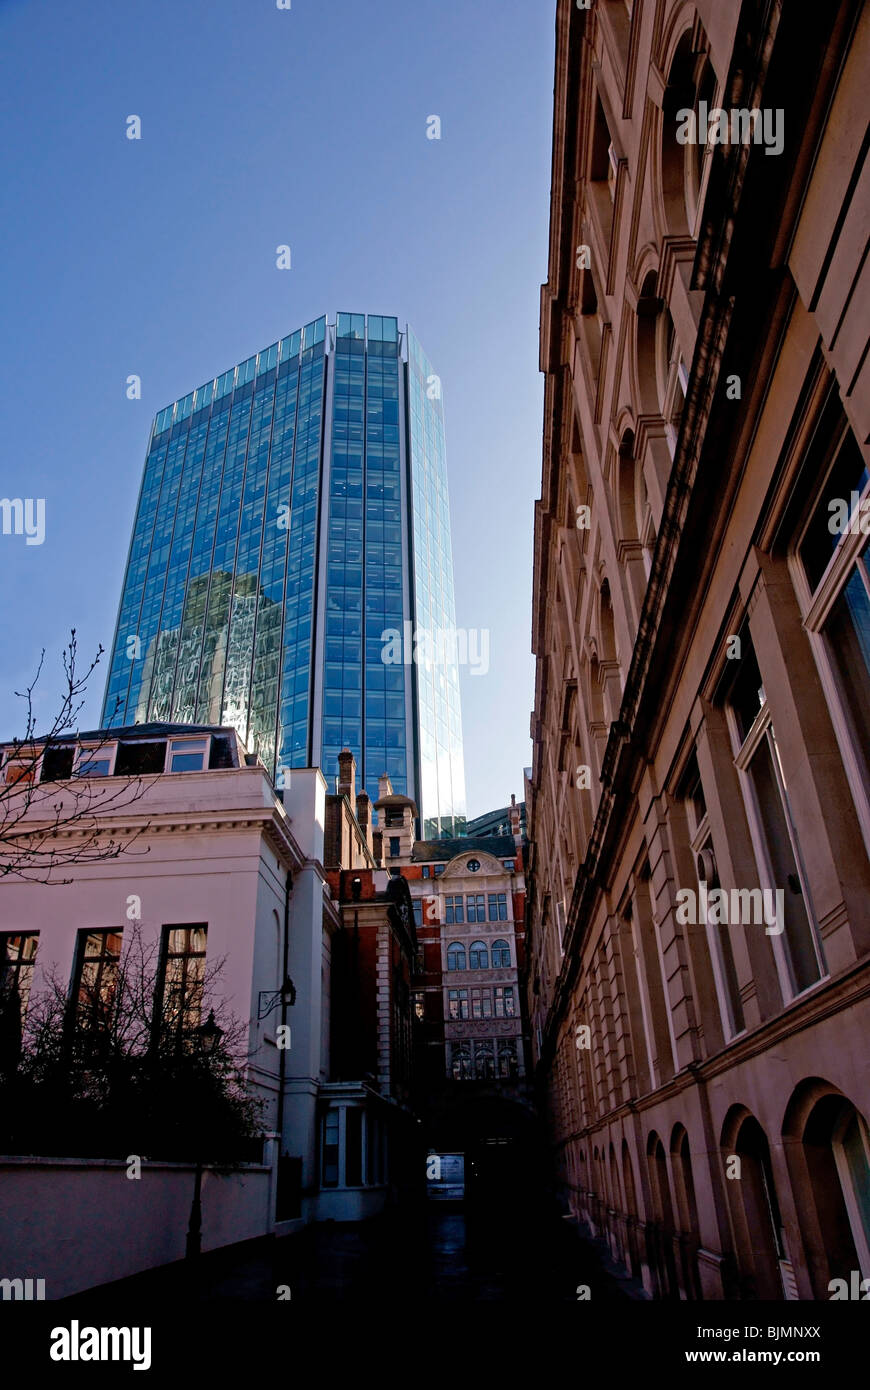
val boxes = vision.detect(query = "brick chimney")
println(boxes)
[337,749,356,802]
[509,792,523,847]
[356,790,373,853]
[377,772,394,800]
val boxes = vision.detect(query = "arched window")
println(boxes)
[783,1089,870,1293]
[671,1124,702,1299]
[446,942,466,972]
[621,1138,642,1278]
[635,461,657,576]
[832,1106,870,1275]
[660,25,716,236]
[491,939,511,968]
[451,1043,471,1080]
[646,1132,680,1298]
[474,1044,495,1080]
[469,940,489,969]
[498,1041,518,1078]
[656,308,687,457]
[721,1109,788,1299]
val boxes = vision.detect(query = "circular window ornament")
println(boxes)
[466,858,481,872]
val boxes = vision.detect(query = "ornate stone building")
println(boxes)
[527,0,870,1299]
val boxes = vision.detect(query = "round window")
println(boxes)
[466,859,481,872]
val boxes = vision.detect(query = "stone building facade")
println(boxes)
[527,0,870,1299]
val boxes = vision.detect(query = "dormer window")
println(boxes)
[40,745,75,782]
[168,737,208,773]
[2,754,38,786]
[75,746,115,778]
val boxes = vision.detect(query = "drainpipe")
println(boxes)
[275,869,293,1164]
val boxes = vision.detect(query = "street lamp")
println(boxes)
[258,976,296,1020]
[186,1011,224,1260]
[196,1010,223,1054]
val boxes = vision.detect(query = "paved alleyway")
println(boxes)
[74,1201,639,1304]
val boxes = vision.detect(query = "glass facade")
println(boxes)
[407,329,466,837]
[102,313,466,837]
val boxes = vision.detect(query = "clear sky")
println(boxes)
[0,0,554,821]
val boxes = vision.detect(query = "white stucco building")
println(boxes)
[0,722,387,1293]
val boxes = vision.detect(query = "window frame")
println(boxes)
[444,894,464,925]
[688,805,746,1042]
[832,1106,870,1280]
[487,891,508,922]
[167,736,210,774]
[71,928,124,1032]
[471,986,493,1020]
[0,932,39,1022]
[468,940,489,970]
[447,987,469,1020]
[727,692,826,1003]
[494,985,515,1018]
[466,893,486,923]
[491,939,511,968]
[446,941,466,972]
[1,752,39,786]
[154,923,209,1050]
[74,743,116,778]
[789,457,870,862]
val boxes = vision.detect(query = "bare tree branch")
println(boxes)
[0,631,158,883]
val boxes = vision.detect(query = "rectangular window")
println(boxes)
[168,737,208,773]
[322,1110,339,1186]
[488,892,508,921]
[72,929,123,1030]
[466,894,486,923]
[822,557,870,796]
[75,747,114,777]
[0,933,38,1021]
[345,1108,363,1186]
[798,425,868,593]
[389,836,400,857]
[790,408,870,855]
[115,741,167,776]
[433,864,445,877]
[2,755,38,786]
[412,900,423,928]
[494,986,515,1018]
[727,633,825,1000]
[682,754,745,1040]
[471,987,493,1020]
[448,988,469,1020]
[40,745,74,782]
[445,895,464,925]
[498,1040,518,1077]
[157,925,208,1048]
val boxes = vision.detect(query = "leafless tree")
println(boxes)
[0,921,263,1164]
[0,630,156,883]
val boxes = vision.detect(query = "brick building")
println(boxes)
[527,0,870,1299]
[371,781,536,1194]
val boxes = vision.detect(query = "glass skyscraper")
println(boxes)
[101,313,466,838]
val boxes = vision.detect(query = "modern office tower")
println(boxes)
[102,314,467,838]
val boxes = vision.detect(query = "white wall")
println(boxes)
[0,1157,272,1299]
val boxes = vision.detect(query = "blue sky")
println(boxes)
[0,0,554,819]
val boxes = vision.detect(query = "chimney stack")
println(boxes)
[337,749,356,802]
[356,790,373,852]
